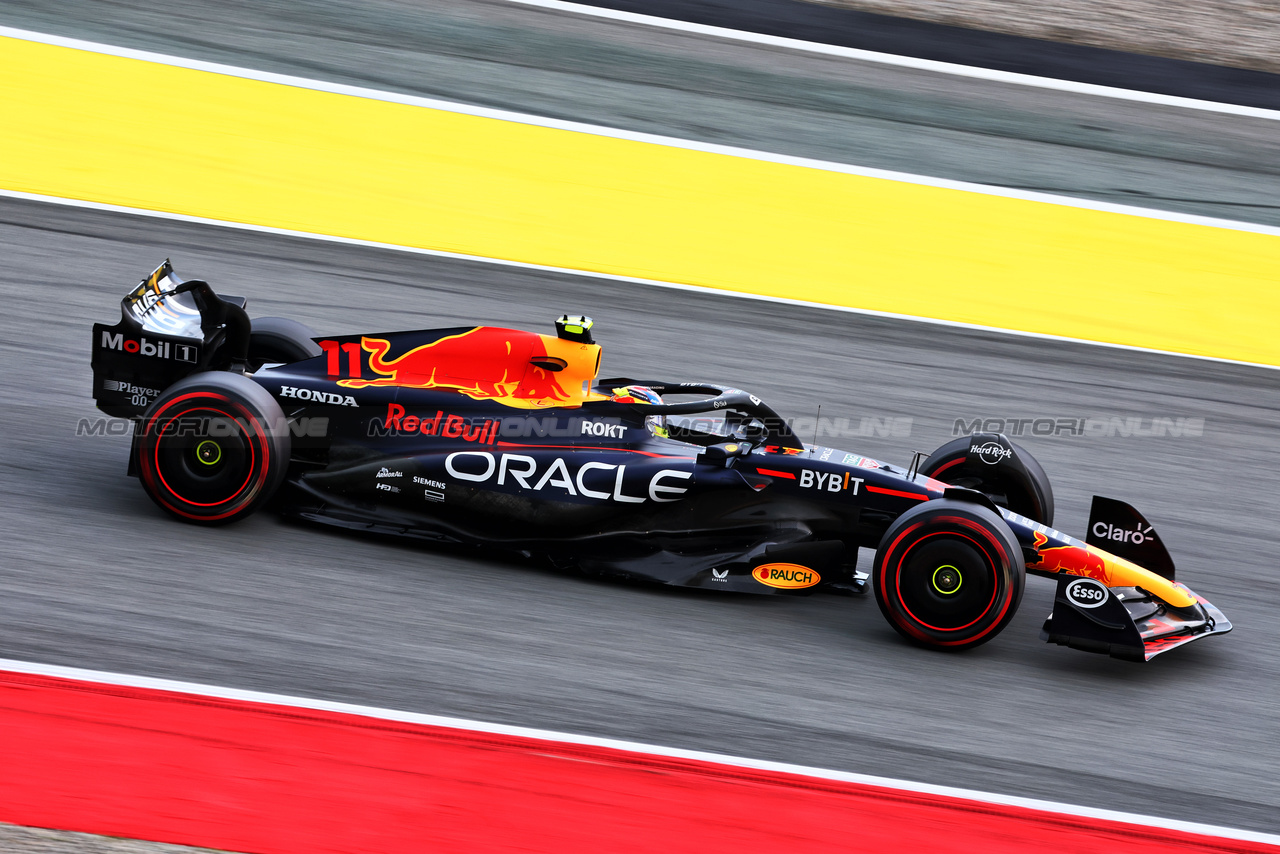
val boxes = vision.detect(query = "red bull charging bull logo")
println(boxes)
[1029,530,1114,586]
[1021,527,1194,609]
[327,328,601,410]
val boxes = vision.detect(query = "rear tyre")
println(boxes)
[247,316,322,371]
[873,499,1024,651]
[135,372,290,525]
[920,437,1055,526]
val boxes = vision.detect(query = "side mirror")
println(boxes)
[698,442,750,467]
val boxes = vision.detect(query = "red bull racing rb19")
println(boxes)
[91,261,1231,662]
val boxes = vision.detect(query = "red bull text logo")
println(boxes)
[381,404,497,444]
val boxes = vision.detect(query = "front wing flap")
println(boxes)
[1040,576,1232,661]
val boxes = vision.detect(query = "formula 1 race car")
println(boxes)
[92,261,1231,661]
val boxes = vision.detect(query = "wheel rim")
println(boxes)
[931,564,963,595]
[194,439,223,467]
[151,406,258,508]
[895,534,998,632]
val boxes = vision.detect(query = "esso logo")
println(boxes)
[971,441,1012,466]
[1065,578,1109,609]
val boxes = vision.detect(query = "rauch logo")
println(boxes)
[751,563,820,589]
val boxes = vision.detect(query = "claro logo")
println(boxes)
[1092,521,1156,546]
[1065,578,1109,609]
[751,563,820,589]
[444,451,691,503]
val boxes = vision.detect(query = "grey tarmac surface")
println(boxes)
[1,196,1279,834]
[0,824,229,854]
[1,0,1279,226]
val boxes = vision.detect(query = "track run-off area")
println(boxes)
[2,0,1280,849]
[1,661,1277,853]
[1,21,1279,366]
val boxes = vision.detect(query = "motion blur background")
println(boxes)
[1,1,1278,850]
[808,0,1280,72]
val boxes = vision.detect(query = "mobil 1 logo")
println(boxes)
[100,329,198,363]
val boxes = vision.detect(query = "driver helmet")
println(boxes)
[611,385,668,438]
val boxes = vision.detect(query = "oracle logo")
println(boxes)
[443,451,692,504]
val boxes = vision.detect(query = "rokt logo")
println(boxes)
[751,563,820,589]
[580,420,626,439]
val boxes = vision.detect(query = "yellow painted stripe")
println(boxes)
[3,36,1279,364]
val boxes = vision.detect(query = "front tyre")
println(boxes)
[920,436,1054,526]
[135,372,290,524]
[873,499,1024,651]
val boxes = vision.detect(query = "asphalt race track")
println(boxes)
[1,0,1279,837]
[6,197,1280,831]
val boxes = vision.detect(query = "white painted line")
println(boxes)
[500,0,1280,122]
[0,657,1276,846]
[2,23,1280,239]
[4,187,1278,373]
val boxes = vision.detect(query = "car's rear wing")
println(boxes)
[92,260,250,417]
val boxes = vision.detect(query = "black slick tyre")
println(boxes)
[873,499,1025,651]
[134,372,290,524]
[921,437,1055,526]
